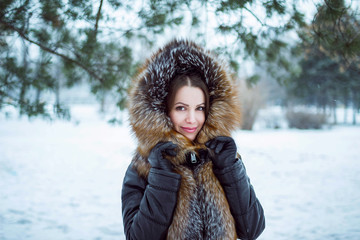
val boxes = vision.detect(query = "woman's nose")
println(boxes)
[186,110,196,123]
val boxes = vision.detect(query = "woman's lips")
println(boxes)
[181,127,197,133]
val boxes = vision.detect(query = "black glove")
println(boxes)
[148,142,177,171]
[205,136,237,169]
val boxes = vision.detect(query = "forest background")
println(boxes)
[1,0,359,129]
[1,1,360,239]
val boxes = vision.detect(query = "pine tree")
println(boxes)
[1,0,358,120]
[286,0,360,124]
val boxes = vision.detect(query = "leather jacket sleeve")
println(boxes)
[213,157,265,240]
[121,163,181,240]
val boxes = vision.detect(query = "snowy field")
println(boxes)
[1,105,360,240]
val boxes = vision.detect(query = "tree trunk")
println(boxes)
[344,107,348,124]
[353,107,357,125]
[332,105,337,125]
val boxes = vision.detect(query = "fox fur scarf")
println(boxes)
[128,39,242,239]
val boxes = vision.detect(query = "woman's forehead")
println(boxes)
[173,86,205,104]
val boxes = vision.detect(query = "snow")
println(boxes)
[1,105,360,239]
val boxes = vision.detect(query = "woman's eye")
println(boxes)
[197,106,205,111]
[176,106,185,111]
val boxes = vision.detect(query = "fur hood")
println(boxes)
[127,39,242,239]
[128,39,241,170]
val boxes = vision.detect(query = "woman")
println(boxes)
[122,40,265,239]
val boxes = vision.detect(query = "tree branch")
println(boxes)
[95,0,104,38]
[244,6,265,27]
[243,6,278,30]
[0,20,105,83]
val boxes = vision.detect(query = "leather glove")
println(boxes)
[205,136,237,169]
[148,142,177,171]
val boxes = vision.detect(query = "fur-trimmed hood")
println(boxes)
[128,39,241,168]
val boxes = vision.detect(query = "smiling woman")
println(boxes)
[167,74,208,141]
[122,39,265,240]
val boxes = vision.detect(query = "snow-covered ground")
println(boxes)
[1,105,360,239]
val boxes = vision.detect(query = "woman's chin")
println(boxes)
[180,132,196,141]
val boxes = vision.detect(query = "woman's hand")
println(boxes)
[206,136,237,169]
[148,142,177,171]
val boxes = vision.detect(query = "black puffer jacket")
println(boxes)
[122,39,265,239]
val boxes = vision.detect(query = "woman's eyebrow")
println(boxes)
[174,102,205,107]
[174,102,189,106]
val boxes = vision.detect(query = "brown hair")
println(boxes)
[166,73,209,118]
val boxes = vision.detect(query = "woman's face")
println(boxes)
[169,85,206,141]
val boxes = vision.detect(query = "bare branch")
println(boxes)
[244,6,265,27]
[95,0,104,38]
[243,6,278,30]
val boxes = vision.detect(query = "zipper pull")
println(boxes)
[190,152,197,164]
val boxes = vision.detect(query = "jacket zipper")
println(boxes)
[190,152,197,164]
